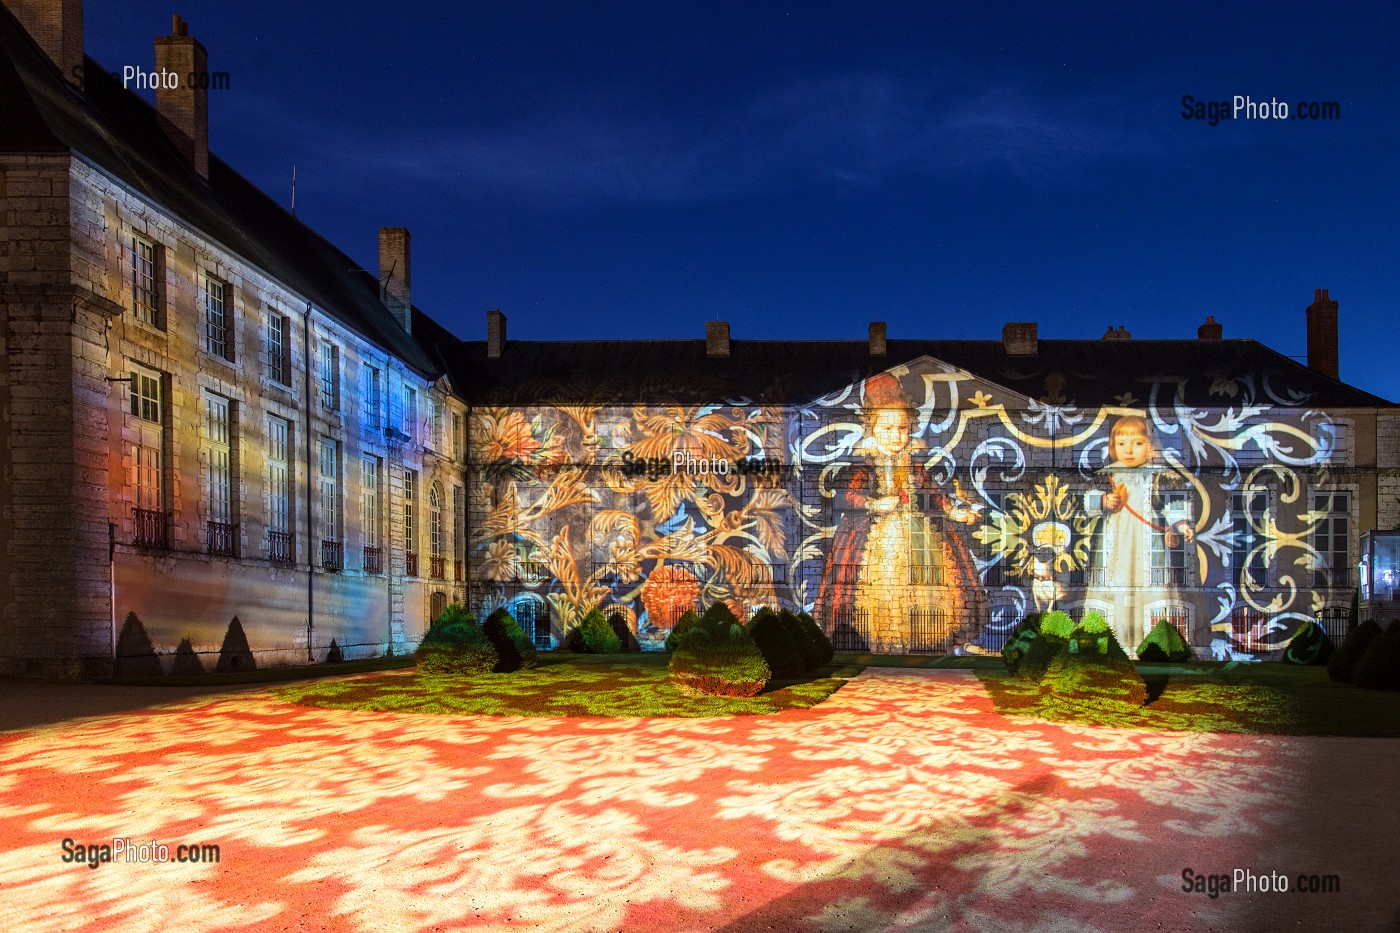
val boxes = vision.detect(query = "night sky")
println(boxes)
[86,2,1399,399]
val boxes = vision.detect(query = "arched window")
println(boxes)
[429,482,444,559]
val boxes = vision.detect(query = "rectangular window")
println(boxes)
[132,236,162,327]
[1231,491,1269,588]
[362,366,381,429]
[267,417,290,535]
[362,456,380,549]
[129,367,162,423]
[133,443,162,511]
[404,468,418,566]
[318,342,339,411]
[267,312,290,385]
[1312,491,1351,587]
[453,485,464,561]
[205,394,233,524]
[204,275,233,362]
[402,386,417,441]
[452,412,464,460]
[319,438,340,542]
[1150,490,1191,585]
[431,399,444,452]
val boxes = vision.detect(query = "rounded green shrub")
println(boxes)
[1002,614,1043,674]
[484,607,538,672]
[796,612,835,666]
[1352,620,1400,691]
[665,610,700,652]
[778,609,824,671]
[416,605,498,675]
[1327,618,1382,683]
[1071,613,1130,662]
[1136,618,1195,663]
[1283,619,1334,667]
[669,603,771,697]
[746,607,805,676]
[568,609,622,654]
[1039,610,1075,641]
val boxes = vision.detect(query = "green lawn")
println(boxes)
[275,652,858,718]
[978,660,1400,736]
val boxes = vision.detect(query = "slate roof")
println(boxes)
[442,337,1396,408]
[0,6,442,377]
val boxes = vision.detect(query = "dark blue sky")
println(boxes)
[89,2,1399,398]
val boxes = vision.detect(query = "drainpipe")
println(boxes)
[304,302,315,662]
[109,522,117,663]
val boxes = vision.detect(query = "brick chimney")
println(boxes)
[154,14,208,178]
[1002,322,1037,356]
[486,309,507,359]
[1101,325,1132,340]
[9,0,83,87]
[1197,315,1223,340]
[378,227,411,334]
[1306,289,1339,379]
[868,321,887,357]
[706,320,730,357]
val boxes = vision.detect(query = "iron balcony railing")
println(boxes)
[321,539,343,572]
[133,508,167,548]
[363,545,383,574]
[268,530,294,564]
[406,552,419,577]
[206,520,237,557]
[430,556,446,580]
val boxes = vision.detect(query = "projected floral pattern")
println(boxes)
[0,671,1365,932]
[469,358,1344,654]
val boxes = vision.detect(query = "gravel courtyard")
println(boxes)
[1,668,1397,932]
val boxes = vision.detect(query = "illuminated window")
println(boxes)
[1231,491,1269,588]
[132,443,162,511]
[318,438,340,542]
[267,417,291,536]
[129,366,162,424]
[131,236,163,327]
[402,386,417,441]
[452,412,464,459]
[362,456,381,550]
[204,275,233,362]
[1312,491,1351,588]
[429,482,444,559]
[453,485,465,565]
[362,365,381,429]
[318,342,339,411]
[404,468,418,569]
[267,312,290,385]
[205,394,233,524]
[1150,490,1191,585]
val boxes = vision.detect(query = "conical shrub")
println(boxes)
[115,611,163,677]
[567,609,621,654]
[746,607,804,676]
[1328,619,1382,683]
[796,612,834,666]
[416,605,497,675]
[665,610,700,652]
[1136,619,1194,663]
[1283,620,1334,666]
[215,616,257,673]
[171,637,205,675]
[324,638,344,664]
[483,607,537,671]
[669,602,771,696]
[1353,620,1400,691]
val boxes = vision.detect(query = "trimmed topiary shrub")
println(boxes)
[796,612,834,666]
[115,611,163,677]
[1071,612,1130,661]
[1136,619,1195,663]
[1039,610,1075,641]
[1328,618,1382,683]
[1353,619,1400,691]
[1283,620,1334,667]
[215,616,257,673]
[669,603,772,697]
[171,637,205,675]
[1039,650,1148,711]
[324,638,344,664]
[746,607,805,677]
[1002,614,1044,674]
[568,609,622,654]
[606,610,639,652]
[483,607,538,672]
[416,605,498,675]
[665,610,700,652]
[778,609,824,672]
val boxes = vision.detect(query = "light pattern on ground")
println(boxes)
[1,669,1395,931]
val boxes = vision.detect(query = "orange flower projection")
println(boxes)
[639,563,701,631]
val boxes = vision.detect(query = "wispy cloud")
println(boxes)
[231,71,1167,207]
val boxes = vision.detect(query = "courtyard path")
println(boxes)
[0,669,1396,932]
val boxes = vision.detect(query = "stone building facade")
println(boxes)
[3,1,1397,678]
